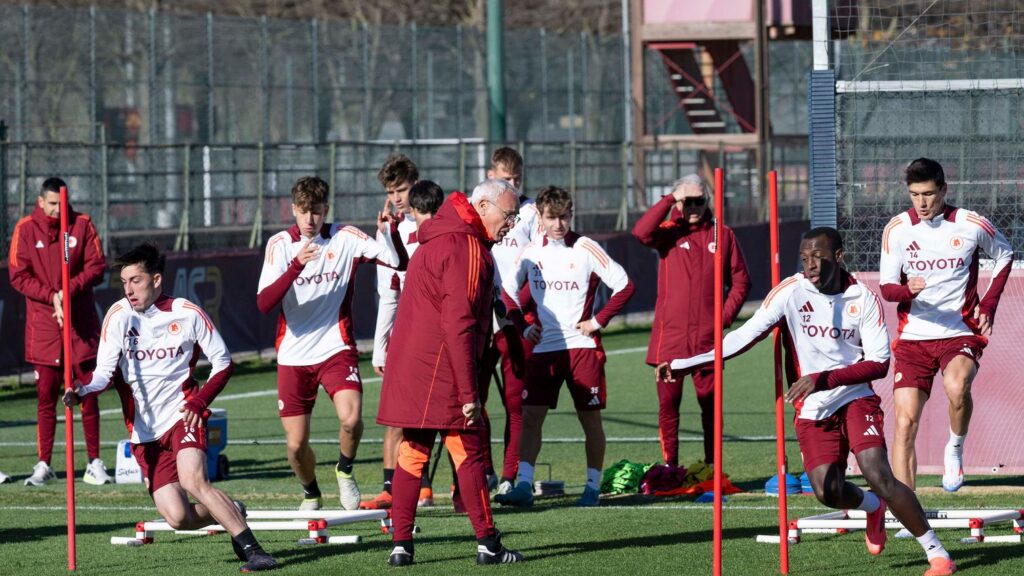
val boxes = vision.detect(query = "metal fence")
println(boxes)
[0,4,631,145]
[0,138,810,256]
[0,4,814,147]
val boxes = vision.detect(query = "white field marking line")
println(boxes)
[0,503,841,513]
[55,346,651,422]
[0,435,791,448]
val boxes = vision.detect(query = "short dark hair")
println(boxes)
[491,147,523,175]
[116,243,166,276]
[905,158,946,188]
[291,176,330,212]
[409,180,444,216]
[802,226,844,252]
[40,177,67,197]
[377,154,419,189]
[535,186,573,215]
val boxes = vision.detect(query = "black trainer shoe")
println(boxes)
[231,500,248,562]
[476,543,524,565]
[388,545,414,567]
[239,549,278,572]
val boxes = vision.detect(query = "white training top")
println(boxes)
[879,208,1013,340]
[372,214,419,368]
[670,273,891,420]
[258,223,401,366]
[503,234,630,354]
[78,296,231,443]
[491,198,542,330]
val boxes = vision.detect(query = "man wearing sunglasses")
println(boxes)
[632,174,751,469]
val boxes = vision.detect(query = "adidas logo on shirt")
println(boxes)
[679,241,691,250]
[799,301,815,313]
[35,240,44,249]
[863,425,880,437]
[906,241,921,252]
[125,327,141,338]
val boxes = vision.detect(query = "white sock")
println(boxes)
[586,468,601,491]
[856,490,880,513]
[516,462,535,486]
[916,530,949,561]
[947,429,966,452]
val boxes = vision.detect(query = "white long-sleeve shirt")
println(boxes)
[491,198,541,330]
[78,295,231,443]
[503,232,632,353]
[372,214,419,368]
[257,223,401,366]
[879,206,1013,340]
[670,273,891,420]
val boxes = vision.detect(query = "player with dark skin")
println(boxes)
[787,235,930,536]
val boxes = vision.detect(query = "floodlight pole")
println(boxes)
[60,186,77,571]
[769,171,789,574]
[712,168,725,576]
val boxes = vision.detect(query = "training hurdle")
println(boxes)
[755,509,1023,545]
[111,509,394,546]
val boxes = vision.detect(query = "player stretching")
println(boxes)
[880,158,1013,493]
[497,186,635,507]
[257,176,405,511]
[661,227,956,576]
[66,244,277,571]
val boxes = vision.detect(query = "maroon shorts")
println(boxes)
[277,349,362,417]
[132,418,207,495]
[892,335,986,396]
[796,395,886,472]
[524,348,606,411]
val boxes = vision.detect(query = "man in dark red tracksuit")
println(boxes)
[377,181,524,566]
[632,174,750,467]
[8,177,109,485]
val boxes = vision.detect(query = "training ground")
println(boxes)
[1,327,1021,575]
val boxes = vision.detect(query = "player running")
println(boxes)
[661,227,956,576]
[66,244,277,572]
[497,186,635,508]
[257,176,406,511]
[880,158,1013,493]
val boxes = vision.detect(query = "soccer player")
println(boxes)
[257,176,405,511]
[8,177,111,486]
[660,227,956,576]
[632,173,750,467]
[485,146,541,496]
[65,244,277,571]
[880,158,1013,493]
[365,154,435,510]
[497,186,635,508]
[377,180,524,566]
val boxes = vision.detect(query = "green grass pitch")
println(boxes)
[1,327,1021,575]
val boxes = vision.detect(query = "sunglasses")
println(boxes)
[682,197,707,208]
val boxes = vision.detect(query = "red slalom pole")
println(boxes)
[712,168,724,576]
[769,171,789,574]
[60,186,77,571]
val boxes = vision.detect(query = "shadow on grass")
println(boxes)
[0,520,129,544]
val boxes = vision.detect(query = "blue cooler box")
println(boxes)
[206,408,229,480]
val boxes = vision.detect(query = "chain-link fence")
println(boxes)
[0,4,634,145]
[832,0,1024,272]
[0,137,810,256]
